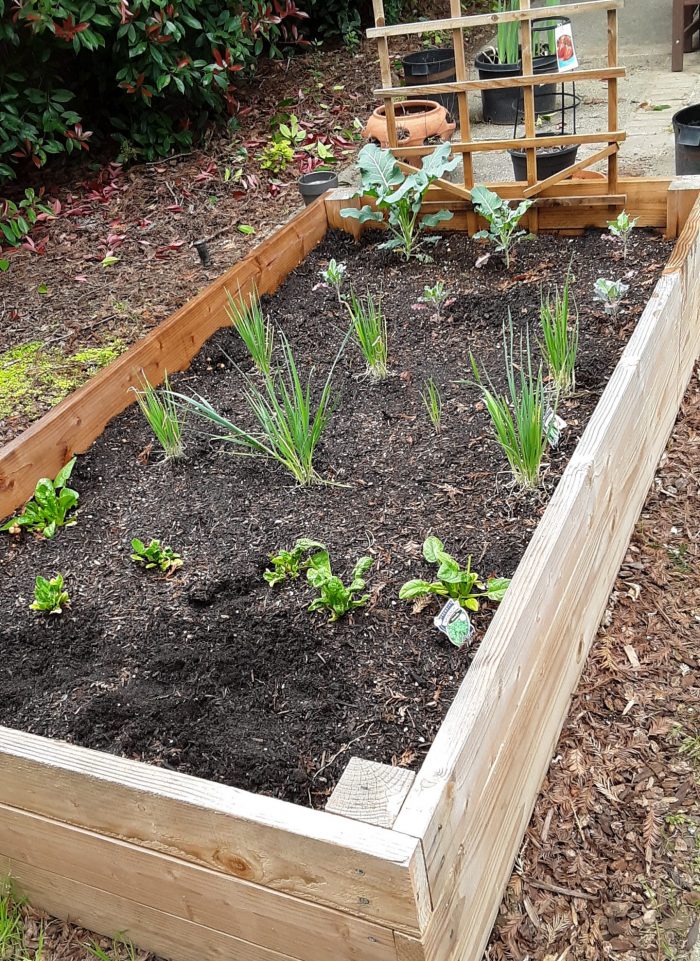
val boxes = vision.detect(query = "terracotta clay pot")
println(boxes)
[362,100,455,149]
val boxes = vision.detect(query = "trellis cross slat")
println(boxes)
[368,0,625,220]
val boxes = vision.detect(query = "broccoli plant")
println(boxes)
[340,142,459,262]
[471,185,533,269]
[131,538,183,575]
[319,259,347,303]
[607,211,637,259]
[264,538,326,586]
[594,277,629,316]
[306,550,374,621]
[399,536,509,611]
[2,458,78,539]
[30,573,70,615]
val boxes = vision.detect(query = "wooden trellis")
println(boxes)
[368,0,625,222]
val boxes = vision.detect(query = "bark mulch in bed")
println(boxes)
[488,366,700,961]
[0,227,672,810]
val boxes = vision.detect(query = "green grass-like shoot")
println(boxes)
[539,268,578,397]
[132,371,185,461]
[347,289,388,382]
[420,377,443,432]
[226,286,275,376]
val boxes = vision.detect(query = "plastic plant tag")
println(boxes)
[434,599,474,649]
[544,407,567,449]
[555,23,578,72]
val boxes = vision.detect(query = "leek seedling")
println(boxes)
[170,333,347,486]
[132,371,185,460]
[539,268,578,396]
[420,377,443,432]
[471,316,550,489]
[347,289,388,381]
[226,286,275,376]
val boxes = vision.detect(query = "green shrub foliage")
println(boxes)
[0,0,310,180]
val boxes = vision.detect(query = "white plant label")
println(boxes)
[434,599,474,648]
[544,407,567,448]
[555,23,578,72]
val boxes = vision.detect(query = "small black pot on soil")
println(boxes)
[475,50,558,125]
[509,135,579,181]
[298,171,339,206]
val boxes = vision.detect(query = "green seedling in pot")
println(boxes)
[341,142,459,262]
[471,184,533,269]
[307,550,374,621]
[2,457,78,539]
[30,573,70,615]
[131,538,183,575]
[399,536,509,612]
[264,538,326,586]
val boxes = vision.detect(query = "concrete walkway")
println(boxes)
[465,0,699,182]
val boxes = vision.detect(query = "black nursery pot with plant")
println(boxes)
[475,49,559,125]
[508,133,579,180]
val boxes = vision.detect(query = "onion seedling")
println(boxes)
[346,289,388,381]
[226,286,275,376]
[539,267,578,396]
[132,371,185,461]
[420,377,443,432]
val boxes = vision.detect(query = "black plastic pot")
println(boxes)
[673,104,700,175]
[509,135,579,181]
[475,50,559,125]
[402,48,457,120]
[298,171,338,206]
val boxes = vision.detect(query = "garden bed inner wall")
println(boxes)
[1,178,700,961]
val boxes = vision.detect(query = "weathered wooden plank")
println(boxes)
[521,144,618,198]
[0,200,329,522]
[394,200,700,961]
[394,933,426,961]
[366,1,624,40]
[389,131,626,157]
[374,66,626,99]
[5,859,307,961]
[0,803,398,961]
[326,759,415,829]
[666,176,700,239]
[0,727,430,933]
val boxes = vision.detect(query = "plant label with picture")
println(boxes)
[555,23,578,72]
[544,407,567,448]
[434,599,474,648]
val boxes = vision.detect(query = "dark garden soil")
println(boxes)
[0,228,673,808]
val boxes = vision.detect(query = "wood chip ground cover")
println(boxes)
[0,227,672,808]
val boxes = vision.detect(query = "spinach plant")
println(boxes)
[2,458,78,539]
[30,573,70,615]
[399,536,509,611]
[471,185,533,269]
[594,277,629,316]
[607,210,637,259]
[131,538,183,575]
[341,142,459,262]
[264,538,326,586]
[307,551,374,621]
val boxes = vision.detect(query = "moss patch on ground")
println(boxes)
[0,339,125,422]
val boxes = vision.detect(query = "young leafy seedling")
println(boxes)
[420,377,443,432]
[1,458,78,539]
[264,538,326,586]
[346,289,388,381]
[594,277,629,317]
[307,551,373,621]
[131,538,183,575]
[419,281,450,320]
[30,573,70,615]
[471,317,550,489]
[320,259,347,303]
[607,210,637,260]
[399,536,509,613]
[471,185,533,269]
[132,371,185,460]
[226,286,275,376]
[539,267,579,396]
[341,143,459,262]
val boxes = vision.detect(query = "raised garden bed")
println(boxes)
[1,176,700,961]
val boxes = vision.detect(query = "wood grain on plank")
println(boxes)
[0,727,430,933]
[374,66,625,99]
[521,144,618,198]
[0,201,329,521]
[326,758,415,829]
[0,803,397,961]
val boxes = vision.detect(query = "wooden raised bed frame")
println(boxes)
[1,177,700,961]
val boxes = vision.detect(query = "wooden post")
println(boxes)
[518,0,539,231]
[449,0,472,189]
[607,8,619,193]
[372,0,398,149]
